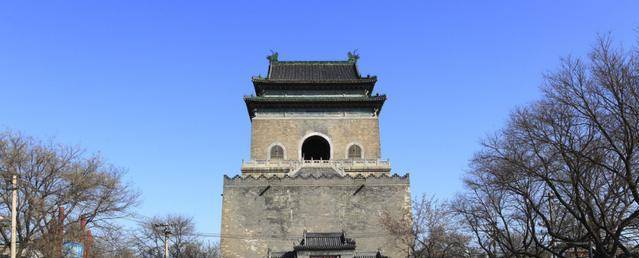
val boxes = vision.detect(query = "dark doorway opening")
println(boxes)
[302,136,330,160]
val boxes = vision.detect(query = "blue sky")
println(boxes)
[1,1,638,237]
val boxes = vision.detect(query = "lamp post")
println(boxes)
[164,229,169,258]
[10,174,17,258]
[2,173,20,258]
[154,224,171,258]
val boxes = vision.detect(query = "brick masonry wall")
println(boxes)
[220,175,411,258]
[250,117,381,160]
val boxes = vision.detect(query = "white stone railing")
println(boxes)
[241,159,391,174]
[242,159,389,166]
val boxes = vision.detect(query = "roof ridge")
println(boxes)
[273,60,354,64]
[266,59,360,81]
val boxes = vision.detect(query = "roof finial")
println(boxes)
[347,49,359,62]
[267,50,279,63]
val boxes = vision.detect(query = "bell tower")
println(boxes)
[241,52,391,177]
[221,53,410,258]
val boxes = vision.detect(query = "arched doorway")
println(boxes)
[301,136,330,160]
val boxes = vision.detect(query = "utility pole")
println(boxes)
[11,174,17,258]
[164,229,169,258]
[154,224,171,258]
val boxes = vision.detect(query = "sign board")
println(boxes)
[63,241,84,258]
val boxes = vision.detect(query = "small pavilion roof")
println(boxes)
[269,61,359,81]
[269,231,389,258]
[252,52,377,85]
[294,232,356,251]
[354,252,389,258]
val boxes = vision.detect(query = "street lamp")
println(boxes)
[2,174,19,258]
[153,224,172,258]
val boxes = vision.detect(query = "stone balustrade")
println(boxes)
[240,159,391,175]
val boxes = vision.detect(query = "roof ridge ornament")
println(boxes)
[347,50,359,63]
[267,50,279,63]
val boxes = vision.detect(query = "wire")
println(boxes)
[117,215,393,240]
[187,232,392,240]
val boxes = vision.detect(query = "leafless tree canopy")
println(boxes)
[0,131,139,257]
[381,194,472,258]
[130,214,220,258]
[452,36,639,257]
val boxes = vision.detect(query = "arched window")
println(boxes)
[301,136,330,160]
[270,145,284,160]
[348,144,362,159]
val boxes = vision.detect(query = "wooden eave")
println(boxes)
[243,96,386,119]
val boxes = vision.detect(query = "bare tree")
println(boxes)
[182,241,220,258]
[130,214,220,258]
[90,224,138,258]
[453,35,639,257]
[381,194,471,258]
[451,173,548,257]
[0,130,139,257]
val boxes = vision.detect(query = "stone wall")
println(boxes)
[220,174,411,258]
[250,117,381,161]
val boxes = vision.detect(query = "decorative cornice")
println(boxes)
[224,172,409,182]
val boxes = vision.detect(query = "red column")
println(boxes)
[80,216,93,258]
[85,230,93,258]
[80,217,87,258]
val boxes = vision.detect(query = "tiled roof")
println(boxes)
[244,95,386,102]
[244,95,386,118]
[354,252,389,258]
[270,251,296,258]
[267,231,390,258]
[268,61,360,81]
[294,232,356,251]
